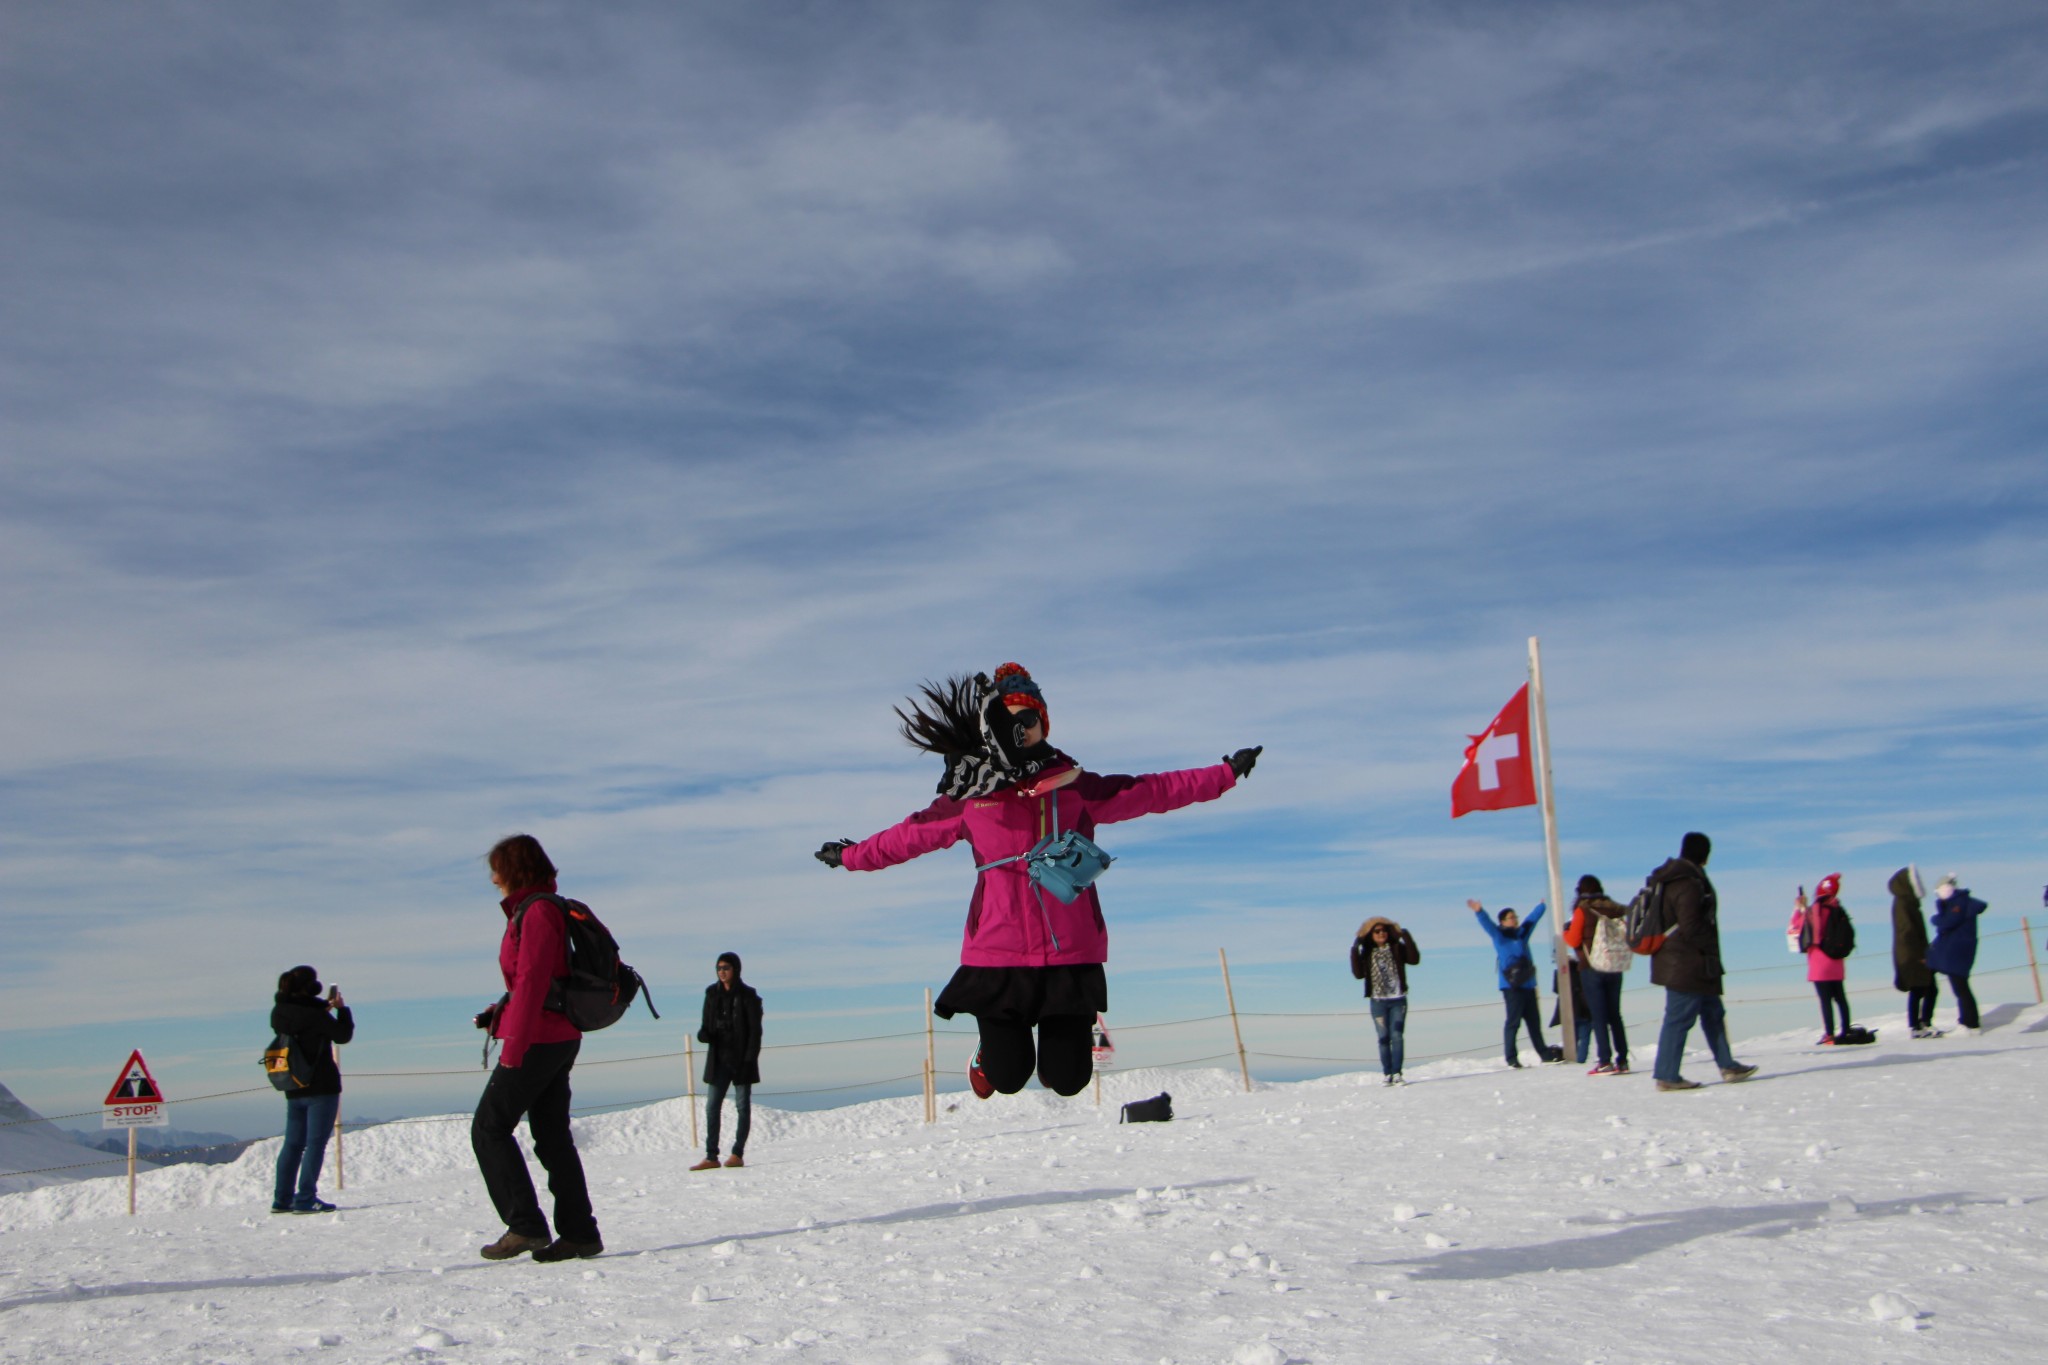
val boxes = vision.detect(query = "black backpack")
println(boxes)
[509,893,661,1031]
[1625,875,1677,954]
[262,1032,313,1091]
[1819,905,1856,960]
[1120,1092,1172,1124]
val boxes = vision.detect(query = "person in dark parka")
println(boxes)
[269,965,354,1213]
[692,952,763,1170]
[1890,866,1939,1037]
[1648,832,1757,1090]
[1929,874,1986,1032]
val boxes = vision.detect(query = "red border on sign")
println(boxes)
[103,1049,165,1106]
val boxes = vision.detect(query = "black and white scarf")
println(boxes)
[935,673,1066,800]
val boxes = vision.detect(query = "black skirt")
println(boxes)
[933,964,1107,1024]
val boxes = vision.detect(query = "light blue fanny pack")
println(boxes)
[976,798,1114,904]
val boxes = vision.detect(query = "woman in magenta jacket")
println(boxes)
[1791,874,1852,1043]
[818,663,1260,1099]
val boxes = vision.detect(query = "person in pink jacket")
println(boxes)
[817,663,1261,1099]
[1791,873,1852,1043]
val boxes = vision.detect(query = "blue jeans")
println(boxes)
[1369,997,1407,1076]
[1653,990,1737,1082]
[275,1092,339,1210]
[1501,986,1548,1063]
[1581,969,1628,1066]
[706,1079,751,1159]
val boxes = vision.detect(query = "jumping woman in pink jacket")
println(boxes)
[816,663,1261,1099]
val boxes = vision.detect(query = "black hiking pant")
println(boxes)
[472,1040,599,1242]
[1906,984,1939,1031]
[979,1015,1093,1096]
[1945,973,1979,1029]
[1813,980,1851,1036]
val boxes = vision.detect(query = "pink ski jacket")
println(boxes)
[1790,901,1847,983]
[842,762,1238,968]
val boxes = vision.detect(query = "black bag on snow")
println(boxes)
[1833,1025,1877,1045]
[508,893,661,1032]
[1120,1092,1173,1124]
[1819,906,1856,960]
[261,1032,314,1091]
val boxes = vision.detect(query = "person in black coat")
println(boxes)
[1890,866,1939,1036]
[692,952,763,1170]
[1647,833,1756,1091]
[269,965,354,1213]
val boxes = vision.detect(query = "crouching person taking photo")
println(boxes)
[471,833,603,1263]
[1350,918,1420,1085]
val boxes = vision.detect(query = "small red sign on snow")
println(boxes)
[103,1050,164,1106]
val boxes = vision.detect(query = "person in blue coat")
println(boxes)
[1928,874,1987,1032]
[1469,899,1562,1068]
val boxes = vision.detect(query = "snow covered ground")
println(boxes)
[4,1006,2047,1364]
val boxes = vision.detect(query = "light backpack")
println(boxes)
[1586,912,1635,974]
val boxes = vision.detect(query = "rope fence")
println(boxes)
[6,921,2042,1184]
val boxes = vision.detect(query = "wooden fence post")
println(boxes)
[924,988,936,1123]
[127,1127,137,1217]
[2025,917,2043,1006]
[686,1036,699,1151]
[1219,947,1252,1093]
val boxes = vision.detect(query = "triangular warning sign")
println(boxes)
[1091,1013,1115,1063]
[103,1049,164,1105]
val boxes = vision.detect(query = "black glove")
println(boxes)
[815,839,854,869]
[473,999,504,1031]
[1225,746,1263,780]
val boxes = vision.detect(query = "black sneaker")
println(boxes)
[290,1199,338,1214]
[532,1236,604,1262]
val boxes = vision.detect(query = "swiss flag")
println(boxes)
[1451,684,1537,818]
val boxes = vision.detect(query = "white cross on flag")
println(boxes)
[1451,684,1538,817]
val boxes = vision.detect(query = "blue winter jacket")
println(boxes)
[1927,890,1986,975]
[1475,903,1546,990]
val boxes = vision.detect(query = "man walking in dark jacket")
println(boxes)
[1649,832,1758,1091]
[692,952,763,1170]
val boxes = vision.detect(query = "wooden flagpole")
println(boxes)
[127,1127,137,1217]
[1528,635,1578,1063]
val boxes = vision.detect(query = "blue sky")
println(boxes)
[3,2,2045,1133]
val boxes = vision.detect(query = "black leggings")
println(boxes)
[1814,980,1851,1036]
[978,1015,1094,1096]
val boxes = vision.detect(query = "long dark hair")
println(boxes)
[278,965,319,998]
[894,675,983,757]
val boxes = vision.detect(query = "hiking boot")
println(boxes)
[723,1154,744,1168]
[532,1236,604,1262]
[480,1231,549,1260]
[967,1049,995,1100]
[689,1157,721,1171]
[1719,1063,1759,1083]
[1655,1077,1703,1092]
